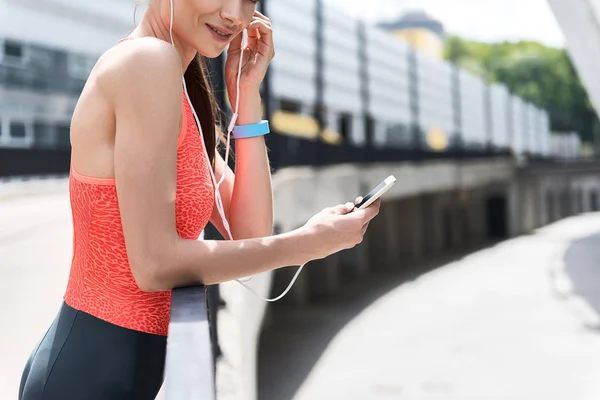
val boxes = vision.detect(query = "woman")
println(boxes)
[18,0,380,399]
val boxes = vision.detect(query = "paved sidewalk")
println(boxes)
[259,214,600,400]
[0,191,72,400]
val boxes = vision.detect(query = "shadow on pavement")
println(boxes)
[562,232,600,328]
[257,245,494,400]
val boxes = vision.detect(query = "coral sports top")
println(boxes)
[64,37,214,336]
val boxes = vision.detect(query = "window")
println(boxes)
[56,124,71,149]
[34,121,56,148]
[314,104,327,129]
[5,41,22,58]
[1,39,27,66]
[279,98,302,113]
[67,53,96,79]
[9,121,26,138]
[30,48,55,70]
[365,115,375,147]
[386,123,412,147]
[3,120,32,148]
[591,191,599,212]
[338,113,352,143]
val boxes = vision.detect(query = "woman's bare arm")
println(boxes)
[211,10,275,240]
[208,133,274,240]
[99,38,378,292]
[96,38,297,291]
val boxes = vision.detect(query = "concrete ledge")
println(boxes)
[166,287,215,400]
[272,159,514,232]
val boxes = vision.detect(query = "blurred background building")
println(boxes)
[0,0,589,174]
[0,0,131,175]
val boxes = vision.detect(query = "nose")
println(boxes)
[220,0,244,27]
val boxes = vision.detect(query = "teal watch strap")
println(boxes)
[233,120,270,139]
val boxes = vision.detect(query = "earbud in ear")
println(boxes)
[242,29,248,48]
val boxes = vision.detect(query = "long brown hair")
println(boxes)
[184,53,224,169]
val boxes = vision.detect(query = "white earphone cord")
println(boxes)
[169,1,305,302]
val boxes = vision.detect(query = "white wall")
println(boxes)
[510,96,527,156]
[416,53,454,144]
[459,69,487,147]
[526,103,539,155]
[365,26,412,147]
[269,0,318,107]
[489,83,511,149]
[0,0,132,55]
[539,110,551,156]
[322,2,361,114]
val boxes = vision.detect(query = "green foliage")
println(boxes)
[445,36,598,142]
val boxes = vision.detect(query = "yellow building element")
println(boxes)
[427,127,448,151]
[269,110,347,145]
[393,28,444,60]
[320,128,343,145]
[271,110,319,139]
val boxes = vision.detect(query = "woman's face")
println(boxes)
[174,0,258,58]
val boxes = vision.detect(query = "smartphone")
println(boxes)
[354,175,397,210]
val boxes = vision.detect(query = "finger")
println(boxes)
[247,19,272,38]
[228,31,244,55]
[342,208,368,225]
[330,204,346,214]
[248,20,274,57]
[354,196,363,205]
[342,202,355,213]
[253,10,271,25]
[361,199,381,222]
[245,21,270,56]
[331,202,355,215]
[246,35,259,52]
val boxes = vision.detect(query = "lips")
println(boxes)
[206,23,233,42]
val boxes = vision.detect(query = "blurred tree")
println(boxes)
[445,36,598,142]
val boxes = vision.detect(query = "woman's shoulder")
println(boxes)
[94,37,183,102]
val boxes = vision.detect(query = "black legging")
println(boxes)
[19,302,166,400]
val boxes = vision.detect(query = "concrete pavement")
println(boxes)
[259,214,600,400]
[1,191,72,400]
[0,188,170,400]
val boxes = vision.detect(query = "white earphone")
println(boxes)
[169,0,306,301]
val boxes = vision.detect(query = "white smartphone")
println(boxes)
[354,175,397,210]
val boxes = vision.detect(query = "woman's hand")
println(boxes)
[299,199,381,263]
[225,10,275,106]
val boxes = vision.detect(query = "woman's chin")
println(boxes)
[194,35,228,59]
[197,45,226,59]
